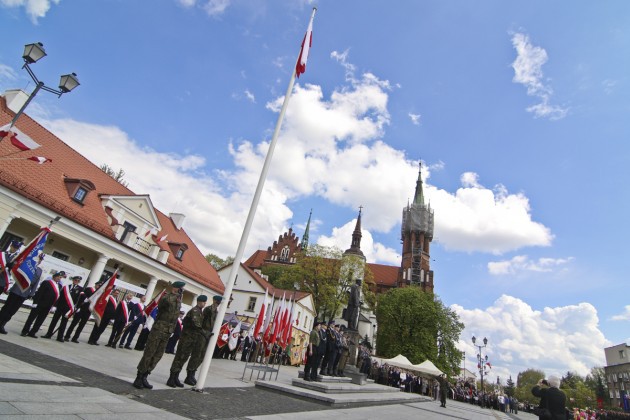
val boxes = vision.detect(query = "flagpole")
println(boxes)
[194,8,317,391]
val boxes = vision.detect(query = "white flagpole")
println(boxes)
[194,7,317,391]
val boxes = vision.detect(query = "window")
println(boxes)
[279,246,290,261]
[73,187,87,203]
[0,232,23,252]
[175,248,186,260]
[51,251,69,261]
[120,221,137,243]
[620,350,626,359]
[247,297,257,312]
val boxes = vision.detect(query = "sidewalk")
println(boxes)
[0,308,538,419]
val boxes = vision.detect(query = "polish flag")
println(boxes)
[295,9,316,78]
[252,288,268,338]
[0,124,41,151]
[228,321,242,351]
[145,227,158,237]
[27,156,52,164]
[216,322,230,348]
[88,270,118,327]
[144,289,167,316]
[153,233,168,243]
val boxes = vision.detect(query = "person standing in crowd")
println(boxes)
[107,292,134,348]
[167,295,207,387]
[531,375,566,420]
[133,281,184,389]
[331,324,343,376]
[336,328,350,377]
[43,275,82,342]
[241,331,253,362]
[21,271,65,338]
[88,289,119,345]
[65,280,99,343]
[5,240,23,263]
[165,310,185,354]
[183,294,221,386]
[0,252,44,334]
[303,321,321,381]
[119,295,145,349]
[320,320,336,376]
[438,374,450,408]
[0,240,23,293]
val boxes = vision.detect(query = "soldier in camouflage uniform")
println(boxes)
[184,294,222,386]
[167,295,207,387]
[133,281,184,389]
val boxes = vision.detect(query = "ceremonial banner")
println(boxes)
[11,227,50,292]
[88,271,117,326]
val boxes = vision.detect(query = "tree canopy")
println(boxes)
[100,163,129,187]
[205,253,234,270]
[375,286,464,375]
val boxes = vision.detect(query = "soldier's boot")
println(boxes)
[174,374,184,388]
[142,373,153,389]
[0,321,7,335]
[184,370,197,386]
[133,372,144,389]
[166,372,178,388]
[327,368,333,376]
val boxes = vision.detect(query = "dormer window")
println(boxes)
[175,248,185,260]
[168,242,188,261]
[64,178,95,205]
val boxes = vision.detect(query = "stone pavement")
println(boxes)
[0,308,538,419]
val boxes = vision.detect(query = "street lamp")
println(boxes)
[472,336,489,396]
[6,42,80,130]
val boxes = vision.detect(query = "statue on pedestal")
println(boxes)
[343,279,361,331]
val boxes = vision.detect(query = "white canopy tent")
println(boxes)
[412,360,444,377]
[380,354,414,370]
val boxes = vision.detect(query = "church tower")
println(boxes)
[344,207,365,259]
[300,209,312,251]
[397,163,435,292]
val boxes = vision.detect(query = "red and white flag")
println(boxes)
[153,233,168,243]
[60,284,76,318]
[0,124,41,151]
[228,320,242,351]
[144,289,167,316]
[216,322,230,348]
[252,288,268,338]
[27,156,52,164]
[88,270,118,326]
[295,9,316,78]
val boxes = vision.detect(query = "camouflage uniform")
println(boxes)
[170,305,204,373]
[188,301,218,370]
[137,291,181,374]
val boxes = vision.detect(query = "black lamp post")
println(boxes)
[472,336,489,395]
[6,42,79,130]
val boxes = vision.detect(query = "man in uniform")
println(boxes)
[167,295,207,387]
[184,294,221,386]
[88,288,120,345]
[21,271,65,338]
[43,275,82,342]
[119,295,146,349]
[107,292,134,348]
[65,280,99,343]
[0,252,44,334]
[303,321,321,381]
[133,281,184,389]
[165,310,185,354]
[320,320,337,376]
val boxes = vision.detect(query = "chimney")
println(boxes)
[3,89,30,114]
[169,212,186,230]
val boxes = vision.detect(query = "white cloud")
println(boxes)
[408,112,421,125]
[0,0,59,23]
[35,54,552,262]
[454,295,610,379]
[488,255,573,275]
[511,32,568,120]
[244,89,256,103]
[0,64,18,82]
[317,219,400,265]
[602,79,617,95]
[611,305,630,322]
[177,0,230,17]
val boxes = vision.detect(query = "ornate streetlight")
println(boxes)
[472,336,489,395]
[5,42,80,131]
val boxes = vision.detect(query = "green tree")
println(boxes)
[505,376,516,397]
[514,368,545,403]
[584,367,608,402]
[100,163,129,187]
[561,371,584,389]
[204,253,234,270]
[375,286,464,374]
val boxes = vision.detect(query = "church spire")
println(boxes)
[413,161,425,206]
[300,209,312,250]
[345,206,364,257]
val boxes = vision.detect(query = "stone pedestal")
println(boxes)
[346,329,360,366]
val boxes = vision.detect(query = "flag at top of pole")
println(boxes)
[192,7,317,392]
[296,8,316,78]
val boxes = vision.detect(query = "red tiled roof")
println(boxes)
[0,98,223,293]
[367,262,399,287]
[243,249,267,269]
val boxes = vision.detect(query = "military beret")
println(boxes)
[212,295,223,302]
[172,281,186,288]
[197,295,208,302]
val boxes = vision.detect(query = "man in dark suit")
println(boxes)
[107,292,134,348]
[43,275,82,342]
[165,311,185,354]
[0,252,44,334]
[87,289,119,345]
[119,295,146,349]
[531,375,567,420]
[241,333,252,361]
[65,280,99,343]
[21,271,65,338]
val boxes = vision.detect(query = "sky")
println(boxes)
[2,0,629,384]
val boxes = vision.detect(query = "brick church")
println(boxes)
[244,164,435,296]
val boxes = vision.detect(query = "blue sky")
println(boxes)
[2,0,629,382]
